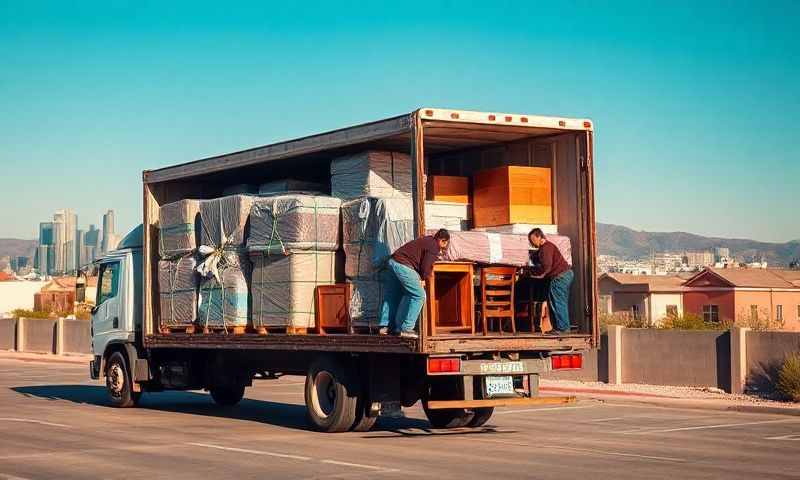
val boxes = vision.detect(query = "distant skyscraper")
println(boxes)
[52,212,66,273]
[102,210,116,253]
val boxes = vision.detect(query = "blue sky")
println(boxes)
[1,1,797,242]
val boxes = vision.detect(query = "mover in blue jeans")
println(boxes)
[378,229,450,338]
[528,228,573,335]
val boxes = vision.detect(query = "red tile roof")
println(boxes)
[685,268,800,289]
[602,273,685,292]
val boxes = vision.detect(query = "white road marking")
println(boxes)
[0,473,33,480]
[765,434,800,441]
[0,418,69,428]
[495,405,598,415]
[321,460,393,471]
[189,442,395,473]
[188,442,311,461]
[588,417,624,422]
[620,418,800,434]
[466,437,685,463]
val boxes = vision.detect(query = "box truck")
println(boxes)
[89,108,598,432]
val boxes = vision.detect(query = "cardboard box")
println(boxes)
[426,175,469,203]
[473,166,552,228]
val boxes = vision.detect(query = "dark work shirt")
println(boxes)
[531,241,570,279]
[392,236,441,279]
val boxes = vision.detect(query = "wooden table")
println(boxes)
[426,262,475,336]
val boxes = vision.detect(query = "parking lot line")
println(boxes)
[0,418,70,428]
[495,405,598,415]
[620,418,800,435]
[187,442,311,461]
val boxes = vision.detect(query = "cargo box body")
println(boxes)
[141,108,597,355]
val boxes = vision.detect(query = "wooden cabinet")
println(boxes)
[426,175,470,204]
[426,262,474,336]
[473,166,552,227]
[314,284,351,334]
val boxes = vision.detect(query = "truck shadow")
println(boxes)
[10,385,439,433]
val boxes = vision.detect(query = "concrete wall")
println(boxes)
[0,281,47,315]
[621,328,730,391]
[0,317,16,350]
[23,318,57,353]
[746,331,800,393]
[63,319,91,353]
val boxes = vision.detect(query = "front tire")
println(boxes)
[106,351,140,408]
[305,357,359,433]
[210,384,246,406]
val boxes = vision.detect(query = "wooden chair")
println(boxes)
[479,266,517,335]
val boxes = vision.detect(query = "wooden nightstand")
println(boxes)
[426,262,475,336]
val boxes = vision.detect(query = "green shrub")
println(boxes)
[659,313,723,330]
[599,313,649,331]
[11,309,54,319]
[777,353,800,402]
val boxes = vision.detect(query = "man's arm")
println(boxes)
[420,248,437,279]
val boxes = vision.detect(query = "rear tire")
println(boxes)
[305,357,359,433]
[210,384,246,406]
[423,377,473,429]
[467,407,494,427]
[350,393,377,432]
[106,351,140,408]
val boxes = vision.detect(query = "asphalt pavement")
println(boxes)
[1,356,799,480]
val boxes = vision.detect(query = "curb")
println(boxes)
[0,351,91,365]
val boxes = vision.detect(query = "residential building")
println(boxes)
[684,250,715,269]
[34,276,77,314]
[598,273,685,326]
[682,268,800,331]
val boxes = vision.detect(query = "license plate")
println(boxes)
[484,376,515,397]
[479,361,524,374]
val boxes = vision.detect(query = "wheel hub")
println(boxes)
[109,364,125,394]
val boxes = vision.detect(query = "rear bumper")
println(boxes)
[425,395,575,410]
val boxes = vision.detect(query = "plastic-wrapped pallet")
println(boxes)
[248,195,342,255]
[197,251,250,329]
[424,201,471,231]
[159,199,200,258]
[250,252,336,329]
[200,195,254,249]
[348,278,382,328]
[158,256,198,327]
[331,151,412,200]
[341,197,414,279]
[258,179,327,195]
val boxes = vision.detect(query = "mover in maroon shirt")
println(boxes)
[529,228,574,335]
[378,229,450,338]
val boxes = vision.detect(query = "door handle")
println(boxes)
[112,317,119,329]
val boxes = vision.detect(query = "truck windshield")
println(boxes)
[97,262,120,305]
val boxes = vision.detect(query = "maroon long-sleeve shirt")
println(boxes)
[392,236,441,279]
[531,241,570,279]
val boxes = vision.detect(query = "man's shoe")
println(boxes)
[378,327,389,335]
[399,330,419,339]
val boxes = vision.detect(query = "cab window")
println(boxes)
[97,262,120,305]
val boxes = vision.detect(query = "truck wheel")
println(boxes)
[305,357,358,433]
[106,351,140,408]
[423,377,474,429]
[210,385,246,406]
[350,394,378,432]
[467,407,494,427]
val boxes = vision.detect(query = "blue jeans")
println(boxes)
[548,270,574,332]
[379,259,426,332]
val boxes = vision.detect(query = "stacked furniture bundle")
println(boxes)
[444,231,572,267]
[331,151,412,200]
[247,194,342,330]
[157,199,200,329]
[338,193,414,327]
[424,201,471,231]
[258,179,327,195]
[196,195,254,330]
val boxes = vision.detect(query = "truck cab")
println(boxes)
[89,225,144,406]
